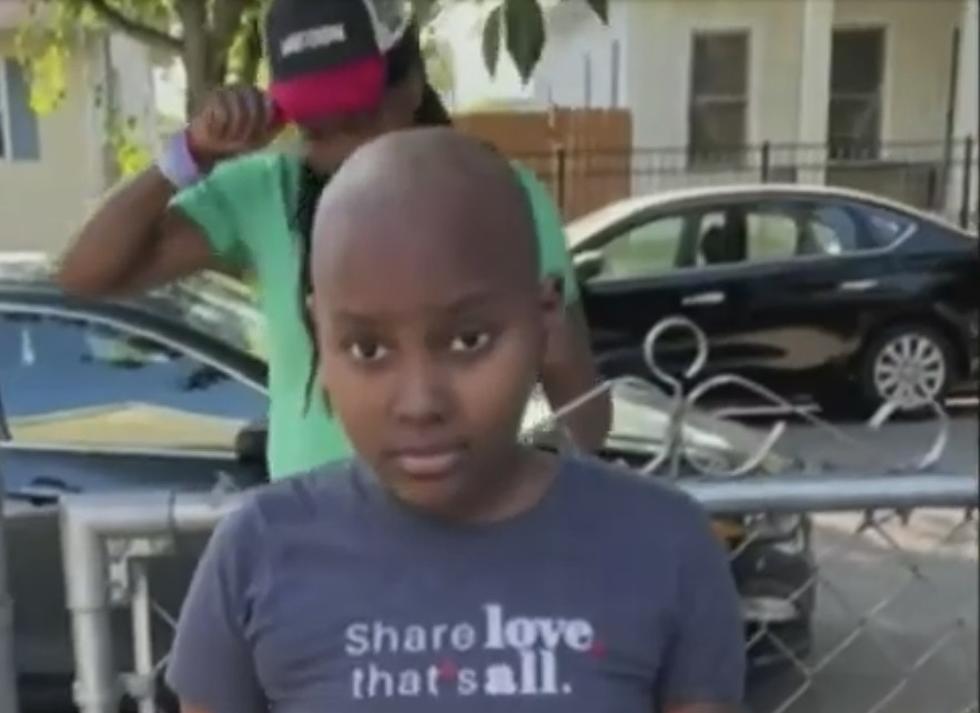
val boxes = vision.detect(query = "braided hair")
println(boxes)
[291,27,453,409]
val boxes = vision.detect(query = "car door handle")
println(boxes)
[838,279,879,292]
[682,291,726,306]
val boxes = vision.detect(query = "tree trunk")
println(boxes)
[177,0,219,116]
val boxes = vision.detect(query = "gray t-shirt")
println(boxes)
[167,457,745,712]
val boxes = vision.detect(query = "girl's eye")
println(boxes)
[348,341,389,363]
[450,331,491,354]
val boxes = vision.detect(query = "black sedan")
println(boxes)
[0,254,811,708]
[569,185,979,413]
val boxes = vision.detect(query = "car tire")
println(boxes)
[859,324,955,415]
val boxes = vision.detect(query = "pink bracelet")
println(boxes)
[157,130,203,189]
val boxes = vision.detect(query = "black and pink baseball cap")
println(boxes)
[265,0,417,125]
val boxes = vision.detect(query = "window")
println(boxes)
[0,311,266,450]
[742,203,861,262]
[746,212,798,261]
[688,32,749,166]
[862,205,913,247]
[595,216,686,279]
[828,29,884,159]
[0,58,41,161]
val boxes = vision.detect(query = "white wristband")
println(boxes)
[157,131,203,189]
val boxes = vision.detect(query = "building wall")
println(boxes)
[526,0,965,150]
[531,1,629,110]
[621,0,805,150]
[0,29,159,255]
[0,32,108,255]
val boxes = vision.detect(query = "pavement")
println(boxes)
[742,402,978,713]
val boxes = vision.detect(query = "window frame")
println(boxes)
[687,29,751,168]
[0,301,268,456]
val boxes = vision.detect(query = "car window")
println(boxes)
[861,205,914,247]
[746,212,798,261]
[740,202,862,263]
[0,310,267,451]
[594,215,686,279]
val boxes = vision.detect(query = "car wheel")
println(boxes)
[860,325,954,413]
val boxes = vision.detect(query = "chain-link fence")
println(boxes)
[44,471,976,713]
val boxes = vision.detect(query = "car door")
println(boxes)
[0,303,270,685]
[578,206,741,380]
[708,197,896,390]
[0,304,270,498]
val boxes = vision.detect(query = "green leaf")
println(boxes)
[482,5,502,77]
[504,0,545,84]
[584,0,608,24]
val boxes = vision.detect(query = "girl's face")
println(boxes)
[309,167,560,522]
[299,73,423,174]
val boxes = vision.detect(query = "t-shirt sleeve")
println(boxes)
[169,154,275,269]
[166,502,267,713]
[512,163,580,305]
[658,501,746,708]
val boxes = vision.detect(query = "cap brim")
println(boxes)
[270,55,386,124]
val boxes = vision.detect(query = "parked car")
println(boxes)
[569,185,979,413]
[0,254,813,709]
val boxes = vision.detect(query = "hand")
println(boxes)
[187,85,282,165]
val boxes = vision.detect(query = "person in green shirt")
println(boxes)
[58,0,610,480]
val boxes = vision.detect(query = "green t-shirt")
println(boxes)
[172,153,578,479]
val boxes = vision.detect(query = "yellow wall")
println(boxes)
[0,32,108,255]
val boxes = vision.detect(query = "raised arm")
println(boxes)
[57,86,279,297]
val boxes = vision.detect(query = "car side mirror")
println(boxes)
[574,250,606,282]
[234,420,268,466]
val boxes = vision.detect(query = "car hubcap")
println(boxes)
[873,334,946,408]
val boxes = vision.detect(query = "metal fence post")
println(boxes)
[960,135,975,229]
[0,472,20,713]
[760,141,771,183]
[61,503,120,713]
[555,144,568,216]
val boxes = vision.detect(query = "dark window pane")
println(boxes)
[861,205,914,247]
[692,33,748,95]
[689,101,747,164]
[807,205,860,254]
[4,59,40,160]
[831,29,884,94]
[828,96,881,158]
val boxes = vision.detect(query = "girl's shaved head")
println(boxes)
[310,127,540,297]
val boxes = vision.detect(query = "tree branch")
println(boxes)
[80,0,182,52]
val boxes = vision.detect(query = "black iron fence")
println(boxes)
[515,137,979,230]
